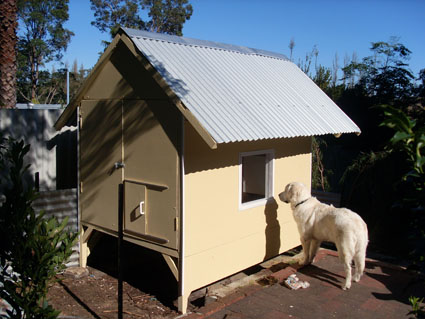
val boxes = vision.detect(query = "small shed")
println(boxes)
[55,27,360,313]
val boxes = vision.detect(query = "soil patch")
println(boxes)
[48,232,180,318]
[48,267,178,319]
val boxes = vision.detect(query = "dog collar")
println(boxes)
[295,198,310,208]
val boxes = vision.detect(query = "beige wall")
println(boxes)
[183,123,311,293]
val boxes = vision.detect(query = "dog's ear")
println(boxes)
[286,183,292,193]
[291,183,302,202]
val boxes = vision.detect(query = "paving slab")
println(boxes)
[183,249,425,319]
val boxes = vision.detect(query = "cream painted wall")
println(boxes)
[183,124,311,293]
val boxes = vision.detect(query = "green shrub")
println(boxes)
[0,137,77,318]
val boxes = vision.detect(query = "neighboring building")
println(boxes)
[55,28,360,313]
[1,104,76,191]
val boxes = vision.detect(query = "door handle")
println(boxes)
[139,201,145,215]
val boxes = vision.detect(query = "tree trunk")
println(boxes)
[0,0,18,108]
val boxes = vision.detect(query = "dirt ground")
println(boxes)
[48,267,179,319]
[48,234,182,319]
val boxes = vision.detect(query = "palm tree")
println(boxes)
[0,0,18,108]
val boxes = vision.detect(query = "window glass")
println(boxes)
[239,150,274,209]
[242,154,266,203]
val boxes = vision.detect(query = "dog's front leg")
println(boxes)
[300,237,311,265]
[308,239,321,263]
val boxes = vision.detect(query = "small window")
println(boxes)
[239,149,274,210]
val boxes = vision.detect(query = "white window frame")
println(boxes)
[238,149,274,211]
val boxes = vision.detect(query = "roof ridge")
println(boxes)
[121,27,289,61]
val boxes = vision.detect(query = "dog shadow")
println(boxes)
[298,263,345,289]
[365,260,425,304]
[264,197,281,260]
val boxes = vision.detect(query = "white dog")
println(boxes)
[279,182,368,290]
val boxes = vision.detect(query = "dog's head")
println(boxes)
[278,182,310,206]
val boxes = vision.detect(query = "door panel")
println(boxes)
[123,100,181,249]
[80,100,122,231]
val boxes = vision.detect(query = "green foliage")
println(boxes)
[90,0,145,39]
[0,137,77,318]
[409,296,425,319]
[311,137,332,191]
[380,105,425,205]
[313,66,332,91]
[340,150,392,202]
[143,0,193,36]
[90,0,193,40]
[16,63,90,104]
[17,0,74,102]
[342,37,415,108]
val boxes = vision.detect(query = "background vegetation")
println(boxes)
[307,37,424,264]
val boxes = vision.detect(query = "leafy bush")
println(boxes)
[0,137,77,318]
[380,104,425,206]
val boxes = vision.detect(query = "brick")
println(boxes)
[271,266,299,283]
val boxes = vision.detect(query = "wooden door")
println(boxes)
[80,100,123,232]
[123,100,181,249]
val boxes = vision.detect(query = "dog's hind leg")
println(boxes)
[341,253,353,290]
[336,241,353,290]
[353,243,367,282]
[353,252,365,282]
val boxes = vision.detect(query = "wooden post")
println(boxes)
[118,183,124,319]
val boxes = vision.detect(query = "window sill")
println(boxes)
[239,197,271,211]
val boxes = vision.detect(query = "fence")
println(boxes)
[32,189,79,267]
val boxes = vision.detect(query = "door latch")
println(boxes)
[114,162,125,169]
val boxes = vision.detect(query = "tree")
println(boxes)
[0,0,18,108]
[17,0,74,103]
[332,52,339,87]
[313,65,332,91]
[90,0,145,41]
[90,0,193,41]
[343,37,415,108]
[0,137,77,318]
[418,68,425,107]
[143,0,193,35]
[288,37,295,61]
[16,64,90,105]
[298,45,319,78]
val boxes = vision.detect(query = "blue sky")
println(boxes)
[57,0,424,81]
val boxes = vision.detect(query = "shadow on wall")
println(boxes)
[47,128,77,189]
[264,197,281,260]
[184,125,312,175]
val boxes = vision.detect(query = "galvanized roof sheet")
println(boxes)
[123,28,360,144]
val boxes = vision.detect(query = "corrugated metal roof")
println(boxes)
[123,28,360,144]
